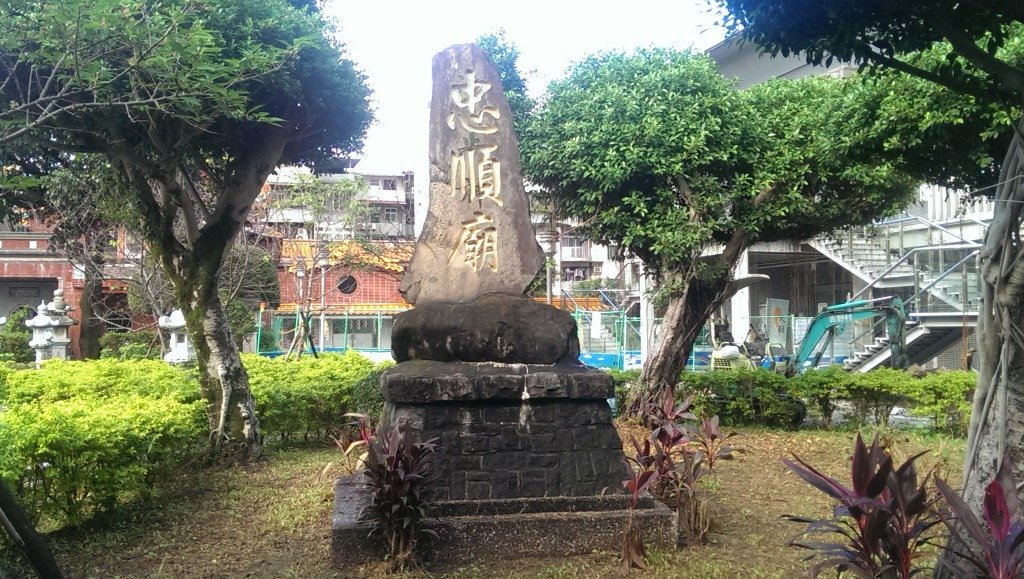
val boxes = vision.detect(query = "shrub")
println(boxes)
[244,351,375,443]
[350,361,392,418]
[4,358,199,406]
[347,414,438,571]
[783,433,940,578]
[846,367,916,426]
[791,366,853,427]
[678,368,804,426]
[0,308,33,364]
[99,331,162,360]
[908,371,975,436]
[0,359,205,528]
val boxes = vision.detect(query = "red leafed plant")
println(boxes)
[690,415,737,471]
[621,438,658,574]
[783,433,940,578]
[341,413,439,571]
[935,455,1024,579]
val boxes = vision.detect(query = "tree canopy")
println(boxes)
[714,1,1024,104]
[522,49,917,280]
[521,49,928,397]
[0,0,373,459]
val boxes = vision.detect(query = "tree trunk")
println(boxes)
[181,286,262,461]
[632,272,733,413]
[935,117,1024,577]
[0,479,65,578]
[77,260,104,359]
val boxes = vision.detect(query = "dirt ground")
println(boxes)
[1,426,964,578]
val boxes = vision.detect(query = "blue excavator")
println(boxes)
[789,295,909,376]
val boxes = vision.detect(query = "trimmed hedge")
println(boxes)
[243,351,376,442]
[0,360,205,528]
[678,368,805,426]
[672,366,976,433]
[0,352,385,529]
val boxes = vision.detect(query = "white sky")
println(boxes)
[323,1,728,177]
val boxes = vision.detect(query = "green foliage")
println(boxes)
[678,368,804,427]
[846,367,916,426]
[522,49,919,280]
[99,331,162,360]
[0,360,205,528]
[714,1,1024,107]
[4,359,200,406]
[0,308,33,364]
[349,361,392,418]
[243,351,376,442]
[907,371,975,436]
[791,366,854,427]
[476,30,535,134]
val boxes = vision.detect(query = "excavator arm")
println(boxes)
[792,296,907,374]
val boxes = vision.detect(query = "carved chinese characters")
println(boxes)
[400,44,544,305]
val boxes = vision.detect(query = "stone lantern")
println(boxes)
[158,309,194,363]
[25,289,77,367]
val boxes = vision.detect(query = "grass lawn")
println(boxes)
[2,426,965,578]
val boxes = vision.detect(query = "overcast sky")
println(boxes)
[323,1,728,177]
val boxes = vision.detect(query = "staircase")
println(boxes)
[808,215,983,371]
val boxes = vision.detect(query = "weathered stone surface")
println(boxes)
[381,360,613,403]
[391,294,580,365]
[399,44,544,305]
[332,482,678,567]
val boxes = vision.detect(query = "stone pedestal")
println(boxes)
[331,360,679,565]
[382,361,624,500]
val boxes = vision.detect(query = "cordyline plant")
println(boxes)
[620,389,728,569]
[342,413,439,571]
[935,455,1024,578]
[783,433,941,578]
[622,437,658,574]
[691,415,738,471]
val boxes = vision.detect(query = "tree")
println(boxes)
[476,31,535,133]
[1,0,372,460]
[521,49,920,407]
[258,171,368,358]
[711,0,1024,546]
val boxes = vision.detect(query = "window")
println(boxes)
[562,266,590,282]
[383,206,398,222]
[562,235,588,259]
[382,179,397,191]
[369,178,381,188]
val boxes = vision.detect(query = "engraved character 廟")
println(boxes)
[457,211,498,272]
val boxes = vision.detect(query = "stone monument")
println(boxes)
[332,44,674,566]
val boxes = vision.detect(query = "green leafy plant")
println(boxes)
[0,308,33,364]
[846,368,916,427]
[791,366,854,427]
[347,414,439,571]
[783,433,940,578]
[909,371,975,436]
[935,455,1024,578]
[244,351,375,443]
[0,359,204,527]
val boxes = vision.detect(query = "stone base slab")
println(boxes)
[331,477,678,567]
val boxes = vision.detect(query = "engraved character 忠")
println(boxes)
[447,71,500,134]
